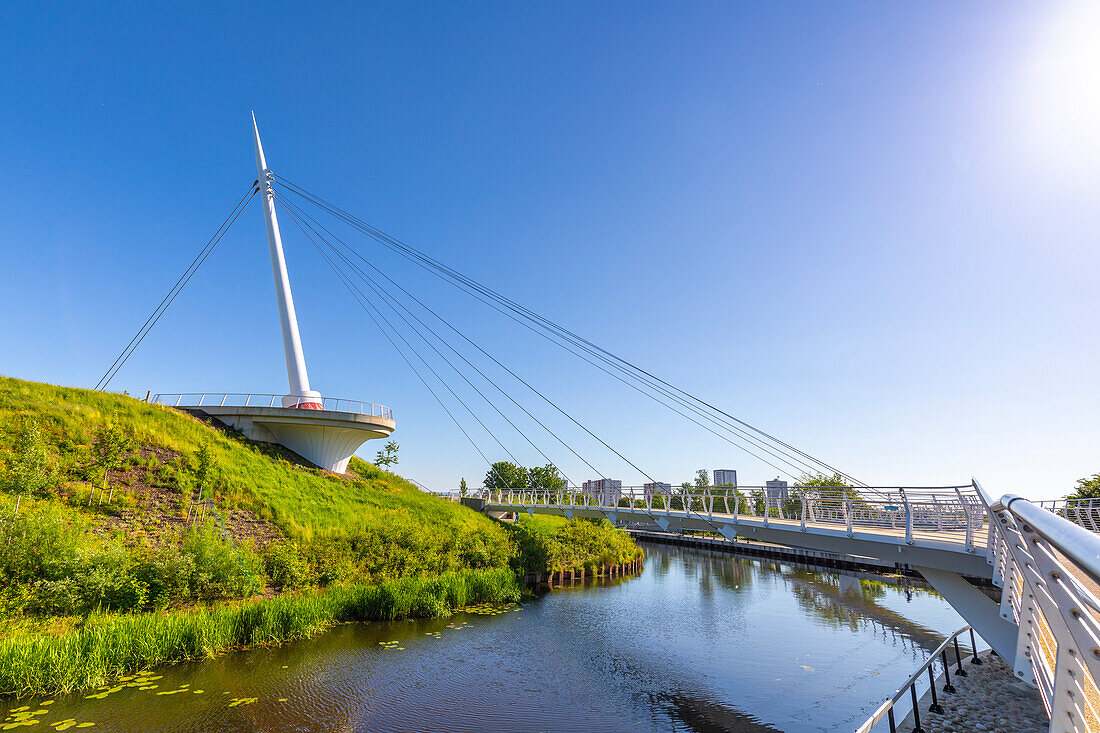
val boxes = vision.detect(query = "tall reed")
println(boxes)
[0,567,520,698]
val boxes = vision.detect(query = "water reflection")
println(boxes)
[4,543,967,732]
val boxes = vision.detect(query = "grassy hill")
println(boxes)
[0,376,640,696]
[0,377,514,605]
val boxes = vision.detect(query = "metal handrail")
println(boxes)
[994,493,1100,588]
[471,484,986,547]
[856,626,980,733]
[151,392,393,420]
[975,479,1100,728]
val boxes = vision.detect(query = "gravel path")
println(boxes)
[898,653,1047,732]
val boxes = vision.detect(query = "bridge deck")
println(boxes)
[485,501,993,577]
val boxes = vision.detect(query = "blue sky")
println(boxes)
[1,2,1096,498]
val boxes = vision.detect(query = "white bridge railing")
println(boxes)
[151,392,393,419]
[475,483,990,552]
[982,484,1100,731]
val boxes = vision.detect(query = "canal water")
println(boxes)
[6,543,973,732]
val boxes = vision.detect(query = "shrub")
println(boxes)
[182,525,265,600]
[134,548,196,609]
[0,499,90,584]
[2,417,54,497]
[265,542,310,590]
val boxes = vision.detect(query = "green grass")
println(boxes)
[0,377,641,696]
[510,514,642,574]
[0,377,500,540]
[0,567,520,697]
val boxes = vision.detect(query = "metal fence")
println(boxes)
[856,626,984,733]
[474,483,989,553]
[982,485,1100,730]
[151,392,393,419]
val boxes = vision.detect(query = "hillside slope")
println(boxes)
[0,377,513,614]
[0,377,641,696]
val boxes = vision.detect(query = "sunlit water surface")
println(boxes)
[6,543,970,732]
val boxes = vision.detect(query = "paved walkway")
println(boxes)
[898,654,1047,733]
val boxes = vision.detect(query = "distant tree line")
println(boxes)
[482,461,565,490]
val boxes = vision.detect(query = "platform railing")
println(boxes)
[978,481,1100,731]
[151,392,393,419]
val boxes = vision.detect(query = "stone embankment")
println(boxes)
[898,653,1047,733]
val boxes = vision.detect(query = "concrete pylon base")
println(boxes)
[196,405,395,473]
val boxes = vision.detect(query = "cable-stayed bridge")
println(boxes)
[94,117,1100,731]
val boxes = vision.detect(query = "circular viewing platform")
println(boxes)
[152,393,395,473]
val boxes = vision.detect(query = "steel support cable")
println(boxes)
[95,185,259,391]
[275,193,595,486]
[272,190,662,486]
[275,193,805,480]
[273,186,817,480]
[279,203,528,486]
[290,205,731,533]
[280,200,578,486]
[285,210,515,489]
[272,176,861,485]
[275,176,863,485]
[272,193,607,482]
[284,201,787,540]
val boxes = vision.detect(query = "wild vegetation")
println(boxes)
[0,568,520,697]
[0,377,639,696]
[508,514,641,575]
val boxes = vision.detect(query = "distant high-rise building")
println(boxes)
[643,481,672,501]
[583,478,622,506]
[765,478,789,509]
[714,469,737,487]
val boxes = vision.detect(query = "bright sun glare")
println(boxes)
[1018,0,1100,173]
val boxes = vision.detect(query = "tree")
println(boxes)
[528,464,565,490]
[795,472,861,501]
[459,477,468,498]
[3,418,53,502]
[695,469,710,489]
[1068,474,1100,501]
[484,461,528,490]
[91,423,132,506]
[194,442,216,498]
[374,441,399,468]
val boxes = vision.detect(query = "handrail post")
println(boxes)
[844,494,854,537]
[954,487,975,553]
[940,650,955,693]
[900,488,913,545]
[927,665,943,713]
[910,685,923,733]
[968,629,982,665]
[953,637,967,677]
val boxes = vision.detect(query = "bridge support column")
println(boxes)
[915,565,1023,675]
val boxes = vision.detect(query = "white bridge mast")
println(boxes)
[252,113,322,409]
